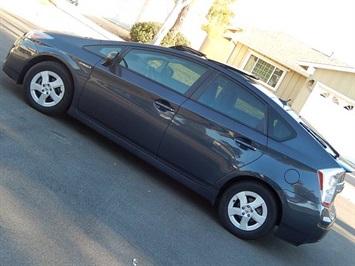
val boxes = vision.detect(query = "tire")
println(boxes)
[24,61,73,115]
[218,181,277,240]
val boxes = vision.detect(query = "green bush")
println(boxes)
[161,31,190,47]
[130,22,161,43]
[130,22,190,46]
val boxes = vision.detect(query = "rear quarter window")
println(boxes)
[268,108,297,141]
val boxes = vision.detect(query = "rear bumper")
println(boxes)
[274,190,336,246]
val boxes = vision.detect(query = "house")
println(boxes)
[199,27,355,163]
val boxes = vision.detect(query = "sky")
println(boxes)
[232,0,355,67]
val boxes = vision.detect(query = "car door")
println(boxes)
[77,47,209,156]
[157,73,268,186]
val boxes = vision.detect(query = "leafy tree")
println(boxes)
[169,0,193,33]
[202,0,237,37]
[151,0,192,45]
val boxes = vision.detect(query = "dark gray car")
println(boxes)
[3,30,353,246]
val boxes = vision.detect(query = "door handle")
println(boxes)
[235,138,257,151]
[154,99,175,112]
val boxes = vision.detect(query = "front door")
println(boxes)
[78,47,209,156]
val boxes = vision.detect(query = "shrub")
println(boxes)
[161,31,190,47]
[130,22,190,46]
[130,22,161,43]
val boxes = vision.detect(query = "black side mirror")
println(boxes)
[102,51,119,67]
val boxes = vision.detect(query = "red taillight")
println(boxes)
[318,168,345,207]
[318,171,323,191]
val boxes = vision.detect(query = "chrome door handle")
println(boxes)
[235,138,257,151]
[154,100,175,112]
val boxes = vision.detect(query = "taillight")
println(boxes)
[318,168,345,207]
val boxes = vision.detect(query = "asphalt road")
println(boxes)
[0,7,354,266]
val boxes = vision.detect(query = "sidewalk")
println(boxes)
[0,0,123,40]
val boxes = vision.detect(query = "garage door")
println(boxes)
[300,82,355,163]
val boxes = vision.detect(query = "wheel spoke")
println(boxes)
[50,79,63,88]
[249,196,264,209]
[239,216,251,230]
[50,90,63,103]
[30,82,42,92]
[228,206,242,216]
[40,71,50,84]
[251,211,267,224]
[237,191,248,206]
[38,93,48,105]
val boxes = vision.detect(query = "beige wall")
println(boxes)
[199,36,235,64]
[312,69,355,99]
[292,69,355,112]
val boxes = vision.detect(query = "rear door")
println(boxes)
[78,47,209,156]
[157,73,268,186]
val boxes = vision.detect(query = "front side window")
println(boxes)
[84,45,123,58]
[244,54,284,90]
[198,75,267,133]
[120,49,208,94]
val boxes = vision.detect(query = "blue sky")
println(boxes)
[233,0,355,67]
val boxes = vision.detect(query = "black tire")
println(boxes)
[24,61,73,115]
[218,181,277,240]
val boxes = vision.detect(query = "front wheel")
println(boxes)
[24,61,73,115]
[218,181,277,240]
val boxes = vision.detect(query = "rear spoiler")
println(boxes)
[337,157,355,173]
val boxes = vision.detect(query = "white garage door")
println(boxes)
[300,83,355,163]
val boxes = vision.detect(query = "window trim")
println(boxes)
[242,51,288,91]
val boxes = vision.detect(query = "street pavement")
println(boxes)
[1,0,354,211]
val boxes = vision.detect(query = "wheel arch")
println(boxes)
[18,55,74,87]
[214,175,283,225]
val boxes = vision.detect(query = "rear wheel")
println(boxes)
[218,181,277,240]
[24,61,73,115]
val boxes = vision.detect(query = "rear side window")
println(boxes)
[119,49,208,94]
[198,75,267,133]
[268,108,297,141]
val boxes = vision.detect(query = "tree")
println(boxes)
[202,0,237,37]
[169,1,192,33]
[151,0,193,45]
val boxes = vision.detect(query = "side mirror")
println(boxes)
[102,51,119,67]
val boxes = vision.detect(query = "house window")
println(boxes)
[244,55,284,90]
